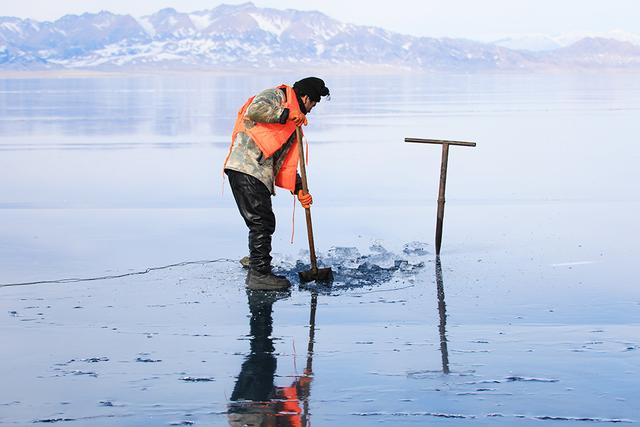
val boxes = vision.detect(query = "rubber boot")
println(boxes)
[246,269,291,291]
[240,256,250,269]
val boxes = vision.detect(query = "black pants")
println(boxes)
[226,170,276,273]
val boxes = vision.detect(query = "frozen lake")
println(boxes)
[1,71,639,425]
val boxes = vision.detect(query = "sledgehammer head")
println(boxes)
[299,267,333,283]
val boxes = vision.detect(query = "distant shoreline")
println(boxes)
[1,66,639,79]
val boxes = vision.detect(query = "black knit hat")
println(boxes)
[293,77,330,102]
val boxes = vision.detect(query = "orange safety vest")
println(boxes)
[226,84,303,192]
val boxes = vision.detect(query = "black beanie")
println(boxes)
[293,77,330,102]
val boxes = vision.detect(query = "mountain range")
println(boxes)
[1,2,639,71]
[492,30,640,52]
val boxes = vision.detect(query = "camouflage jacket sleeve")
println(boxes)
[245,88,287,124]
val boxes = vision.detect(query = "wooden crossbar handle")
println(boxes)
[405,137,476,147]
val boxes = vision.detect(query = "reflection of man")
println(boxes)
[228,290,311,427]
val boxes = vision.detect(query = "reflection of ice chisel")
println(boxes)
[295,127,333,283]
[301,292,317,425]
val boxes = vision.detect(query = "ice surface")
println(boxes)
[1,72,639,426]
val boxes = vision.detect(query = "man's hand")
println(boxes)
[297,190,313,209]
[289,111,308,127]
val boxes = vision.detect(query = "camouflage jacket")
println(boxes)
[224,87,300,195]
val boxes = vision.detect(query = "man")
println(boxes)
[224,77,330,291]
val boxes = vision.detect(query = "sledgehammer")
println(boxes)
[296,127,333,283]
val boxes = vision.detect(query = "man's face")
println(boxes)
[302,95,317,113]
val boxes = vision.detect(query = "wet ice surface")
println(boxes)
[1,73,640,425]
[2,238,639,426]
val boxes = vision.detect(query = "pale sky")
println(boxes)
[3,0,639,41]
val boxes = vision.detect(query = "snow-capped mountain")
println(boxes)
[544,37,640,68]
[493,31,640,52]
[1,2,639,71]
[492,35,563,52]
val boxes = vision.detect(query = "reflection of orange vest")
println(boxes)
[227,84,303,192]
[278,384,302,427]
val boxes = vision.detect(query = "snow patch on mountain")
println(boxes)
[1,22,23,35]
[136,17,156,37]
[189,13,213,32]
[248,13,289,36]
